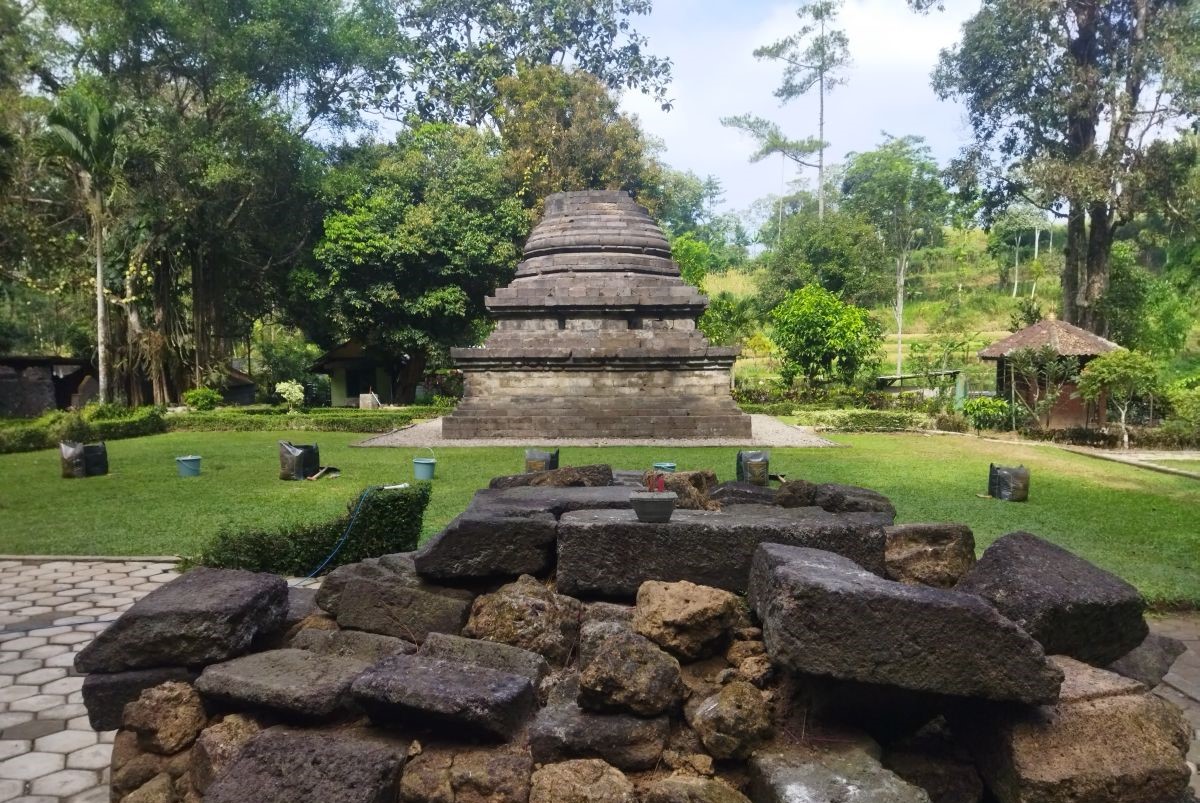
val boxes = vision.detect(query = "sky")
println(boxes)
[619,0,982,221]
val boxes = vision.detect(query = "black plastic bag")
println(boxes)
[736,450,770,486]
[280,441,321,481]
[989,464,1030,502]
[525,448,560,473]
[83,443,108,476]
[60,441,86,479]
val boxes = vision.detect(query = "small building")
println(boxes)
[310,341,398,407]
[978,319,1118,428]
[221,368,258,406]
[0,355,94,417]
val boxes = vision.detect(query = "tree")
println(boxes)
[924,0,1200,332]
[1005,345,1079,429]
[1077,349,1161,448]
[399,0,672,126]
[495,64,656,212]
[310,124,528,401]
[989,204,1045,296]
[699,292,757,347]
[41,90,132,403]
[1097,241,1192,355]
[752,0,851,219]
[841,135,950,374]
[769,284,882,385]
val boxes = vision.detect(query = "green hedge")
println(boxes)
[791,408,930,432]
[189,482,433,575]
[167,409,421,433]
[0,407,166,454]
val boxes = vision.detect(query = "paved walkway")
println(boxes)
[0,560,1195,801]
[356,414,839,448]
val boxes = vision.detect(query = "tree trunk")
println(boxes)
[1119,405,1129,449]
[817,21,826,223]
[1080,202,1115,333]
[1011,232,1020,297]
[93,190,111,404]
[894,256,906,375]
[1062,201,1087,325]
[393,352,428,404]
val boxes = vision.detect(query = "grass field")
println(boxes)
[0,429,1197,606]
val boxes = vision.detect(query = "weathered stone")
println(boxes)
[413,510,559,581]
[489,464,614,489]
[529,701,670,770]
[400,747,533,803]
[123,681,207,755]
[557,508,886,599]
[686,680,771,760]
[463,574,584,664]
[352,653,536,739]
[336,577,471,643]
[528,759,636,803]
[418,632,550,687]
[189,714,263,793]
[885,523,977,588]
[111,729,192,798]
[641,776,751,803]
[291,628,416,662]
[883,721,984,803]
[957,656,1192,803]
[124,771,176,803]
[814,483,898,518]
[285,586,319,628]
[633,580,740,660]
[315,559,396,613]
[750,744,932,803]
[735,654,773,687]
[793,675,946,745]
[956,531,1149,665]
[577,621,685,717]
[196,648,368,720]
[82,666,196,731]
[643,469,720,510]
[203,727,405,803]
[75,567,287,673]
[710,480,776,507]
[466,485,635,517]
[583,601,636,627]
[1108,631,1187,688]
[774,479,817,508]
[749,544,1063,703]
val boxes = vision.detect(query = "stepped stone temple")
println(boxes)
[443,191,752,439]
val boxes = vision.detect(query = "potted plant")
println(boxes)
[630,474,678,523]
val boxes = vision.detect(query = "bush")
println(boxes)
[1018,424,1200,449]
[169,409,418,433]
[182,387,224,411]
[191,483,432,575]
[790,409,929,431]
[0,407,166,454]
[962,397,1012,431]
[276,380,306,410]
[934,412,969,432]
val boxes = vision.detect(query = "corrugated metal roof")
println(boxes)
[978,319,1120,359]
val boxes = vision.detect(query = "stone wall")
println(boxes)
[0,365,56,417]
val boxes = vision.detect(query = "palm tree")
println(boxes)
[42,91,131,403]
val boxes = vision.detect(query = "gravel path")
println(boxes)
[354,414,839,448]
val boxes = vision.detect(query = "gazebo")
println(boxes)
[978,319,1119,428]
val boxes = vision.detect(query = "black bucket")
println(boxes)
[989,464,1030,502]
[279,441,320,480]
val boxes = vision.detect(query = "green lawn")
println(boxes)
[0,430,1196,607]
[1152,459,1200,474]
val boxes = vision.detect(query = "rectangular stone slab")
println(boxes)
[413,510,558,581]
[351,654,535,739]
[196,648,369,720]
[556,508,886,599]
[336,578,471,643]
[81,666,197,731]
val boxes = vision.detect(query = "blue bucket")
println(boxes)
[175,455,201,477]
[652,462,676,472]
[413,449,436,481]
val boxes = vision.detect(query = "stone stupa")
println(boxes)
[443,191,752,439]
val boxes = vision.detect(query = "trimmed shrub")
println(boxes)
[182,387,224,411]
[191,483,433,575]
[0,407,165,454]
[168,409,419,433]
[962,397,1011,431]
[791,409,929,431]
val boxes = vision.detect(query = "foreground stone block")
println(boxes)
[82,666,196,731]
[633,580,740,660]
[463,575,583,664]
[400,747,533,803]
[958,656,1192,803]
[885,523,976,588]
[489,464,614,489]
[776,481,898,519]
[956,531,1148,665]
[750,744,931,803]
[529,759,636,803]
[710,480,776,506]
[290,628,416,662]
[76,567,287,673]
[530,701,669,771]
[1108,631,1187,688]
[414,510,559,580]
[578,622,685,717]
[641,777,751,803]
[204,727,405,803]
[749,544,1062,703]
[190,714,262,793]
[352,653,535,739]
[466,485,636,517]
[196,648,368,720]
[123,681,207,756]
[686,680,771,759]
[336,578,471,643]
[557,508,886,598]
[418,632,550,686]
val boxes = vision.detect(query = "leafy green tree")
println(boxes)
[655,169,749,271]
[752,0,850,219]
[699,292,758,348]
[1005,345,1079,430]
[310,124,528,401]
[769,284,882,385]
[841,135,951,374]
[41,90,132,403]
[495,64,656,213]
[670,233,711,289]
[400,0,672,126]
[1097,242,1192,356]
[924,0,1200,331]
[1077,349,1161,448]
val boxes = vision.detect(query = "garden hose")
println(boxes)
[296,483,410,582]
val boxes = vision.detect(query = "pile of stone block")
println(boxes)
[75,465,1195,803]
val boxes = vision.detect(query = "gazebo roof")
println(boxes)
[978,319,1120,360]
